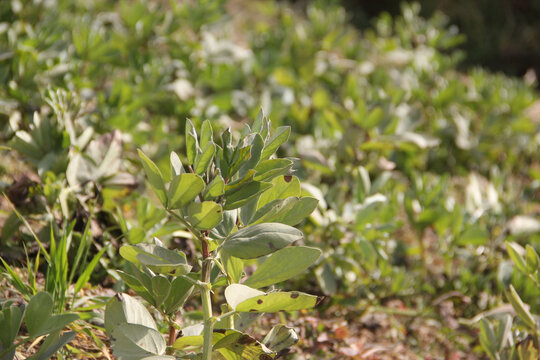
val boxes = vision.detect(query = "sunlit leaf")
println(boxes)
[188,201,223,230]
[225,284,318,312]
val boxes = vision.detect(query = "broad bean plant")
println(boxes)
[105,112,321,359]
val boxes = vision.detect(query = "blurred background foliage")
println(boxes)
[1,0,540,358]
[339,0,540,78]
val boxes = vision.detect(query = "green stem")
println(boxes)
[166,209,206,243]
[201,259,214,360]
[167,208,214,358]
[216,310,236,323]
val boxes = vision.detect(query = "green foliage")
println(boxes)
[0,292,78,360]
[1,0,540,358]
[107,116,319,359]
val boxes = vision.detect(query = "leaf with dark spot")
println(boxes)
[225,284,318,313]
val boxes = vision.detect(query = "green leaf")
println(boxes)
[238,133,264,177]
[194,142,215,175]
[234,313,262,332]
[239,196,259,226]
[127,263,154,296]
[163,277,193,315]
[261,126,290,161]
[243,246,321,288]
[525,245,540,273]
[26,292,79,338]
[506,242,528,274]
[187,201,223,230]
[250,197,318,226]
[111,323,173,359]
[104,294,158,335]
[26,331,76,360]
[185,119,199,166]
[151,275,171,308]
[252,109,265,133]
[138,149,167,206]
[315,263,338,296]
[224,170,256,194]
[225,284,318,312]
[253,159,294,182]
[117,271,155,305]
[170,151,184,176]
[277,197,318,226]
[364,107,384,129]
[173,324,204,349]
[221,128,233,154]
[174,326,274,360]
[200,120,213,150]
[257,175,301,209]
[168,173,205,208]
[213,330,274,359]
[204,173,225,199]
[479,318,497,360]
[222,223,303,259]
[221,251,244,283]
[1,258,32,298]
[506,285,536,330]
[119,244,192,275]
[494,315,512,353]
[0,303,24,351]
[262,325,298,353]
[224,181,272,210]
[457,226,489,246]
[228,145,252,177]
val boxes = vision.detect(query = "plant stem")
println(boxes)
[167,314,176,349]
[167,208,214,358]
[167,209,205,242]
[201,259,214,360]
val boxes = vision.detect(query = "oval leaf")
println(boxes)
[262,325,299,353]
[506,242,528,274]
[151,275,171,308]
[204,173,225,199]
[119,244,191,275]
[168,173,205,209]
[26,292,79,338]
[261,126,290,161]
[170,151,184,176]
[225,284,317,313]
[224,181,272,210]
[138,149,167,206]
[254,159,294,182]
[188,201,223,230]
[163,277,194,315]
[243,246,321,288]
[257,175,300,209]
[194,142,215,175]
[111,323,171,359]
[222,223,303,259]
[506,285,536,330]
[213,329,274,358]
[104,294,158,334]
[185,119,199,166]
